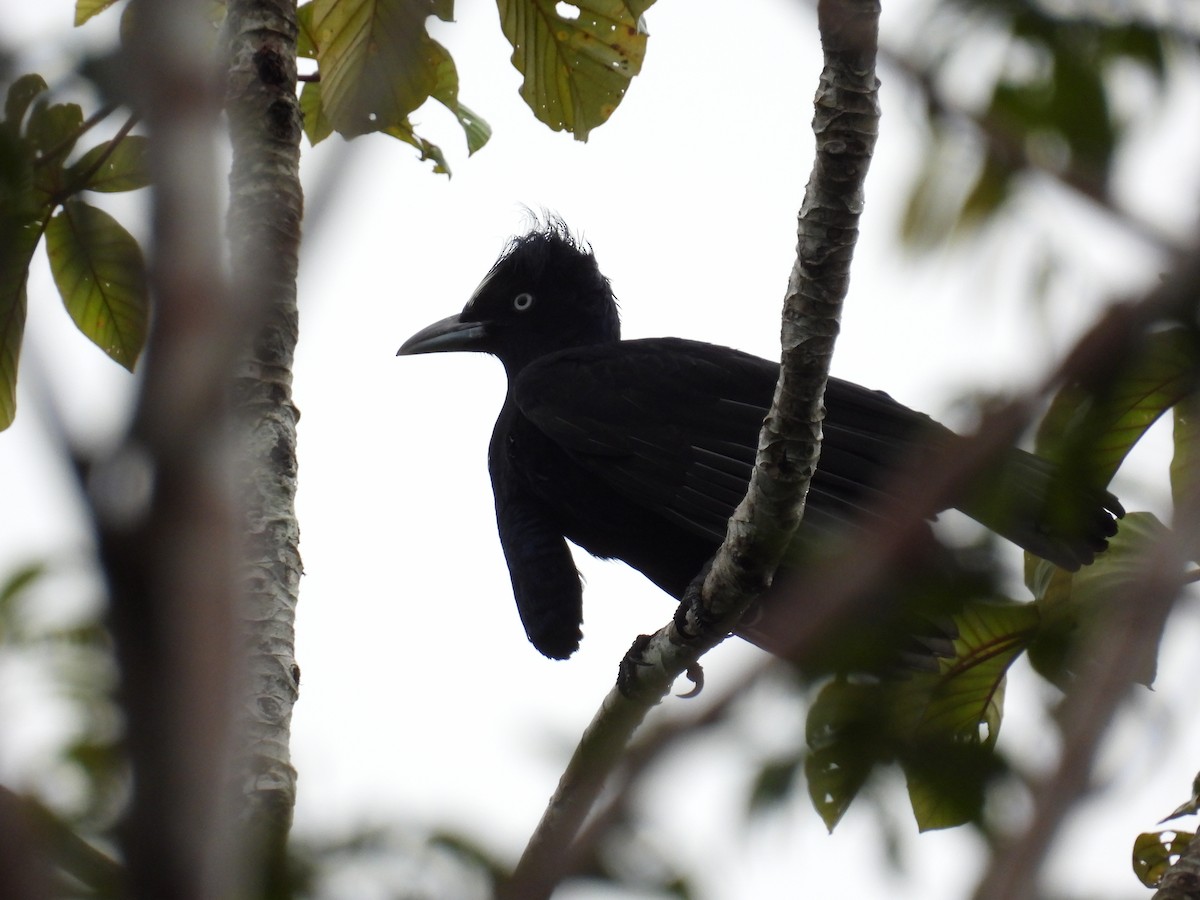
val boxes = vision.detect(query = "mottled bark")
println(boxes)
[223,0,305,884]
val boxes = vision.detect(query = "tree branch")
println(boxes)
[93,1,239,896]
[500,3,882,897]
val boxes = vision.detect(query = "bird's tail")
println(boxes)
[956,447,1124,571]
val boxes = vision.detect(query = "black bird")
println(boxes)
[398,222,1122,660]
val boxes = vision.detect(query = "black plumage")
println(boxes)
[398,222,1123,660]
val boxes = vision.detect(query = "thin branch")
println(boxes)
[499,2,882,897]
[56,111,142,202]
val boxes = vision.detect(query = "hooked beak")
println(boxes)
[396,313,489,356]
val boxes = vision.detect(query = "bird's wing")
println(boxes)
[489,401,586,659]
[513,338,942,550]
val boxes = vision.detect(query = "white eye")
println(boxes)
[513,292,535,311]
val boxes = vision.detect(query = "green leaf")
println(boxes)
[66,135,151,192]
[1133,830,1195,889]
[44,200,148,370]
[297,1,319,59]
[497,0,654,140]
[886,599,1035,831]
[896,600,1038,747]
[299,82,334,145]
[310,0,444,137]
[429,40,491,155]
[1026,511,1172,688]
[805,680,885,831]
[26,101,85,162]
[959,152,1012,229]
[0,217,42,430]
[903,742,1004,832]
[1036,326,1200,488]
[382,118,449,174]
[747,755,802,815]
[75,0,123,26]
[0,561,47,640]
[3,74,49,134]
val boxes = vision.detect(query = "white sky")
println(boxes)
[3,2,1200,898]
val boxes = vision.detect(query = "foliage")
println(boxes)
[898,0,1197,247]
[0,560,124,890]
[0,73,149,430]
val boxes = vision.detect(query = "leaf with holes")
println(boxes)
[45,200,147,370]
[804,679,886,831]
[1133,830,1195,888]
[497,0,654,140]
[309,0,450,138]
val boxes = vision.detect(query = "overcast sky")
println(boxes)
[3,2,1200,897]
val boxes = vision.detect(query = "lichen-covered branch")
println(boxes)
[223,0,305,882]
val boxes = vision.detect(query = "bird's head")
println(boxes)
[397,220,620,375]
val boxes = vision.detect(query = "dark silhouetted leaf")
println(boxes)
[805,680,885,831]
[3,74,49,132]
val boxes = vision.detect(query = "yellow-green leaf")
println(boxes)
[497,0,653,140]
[75,0,122,26]
[897,599,1038,748]
[297,1,319,59]
[429,40,491,155]
[66,135,151,193]
[310,0,442,137]
[45,200,147,370]
[1133,830,1195,888]
[382,118,449,174]
[299,82,334,145]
